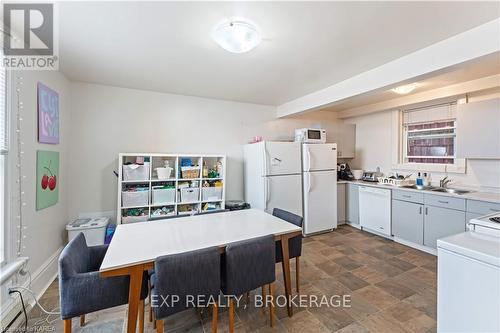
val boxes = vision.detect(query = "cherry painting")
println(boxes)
[40,160,57,191]
[36,150,59,210]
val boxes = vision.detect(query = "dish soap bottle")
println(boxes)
[416,172,423,186]
[423,172,431,186]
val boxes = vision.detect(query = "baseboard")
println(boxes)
[393,237,437,256]
[0,246,62,331]
[345,222,361,229]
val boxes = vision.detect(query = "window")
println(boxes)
[0,54,7,263]
[402,103,457,165]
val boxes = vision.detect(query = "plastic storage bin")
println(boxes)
[180,188,200,203]
[122,190,149,207]
[66,217,109,246]
[202,187,223,201]
[152,188,176,204]
[123,162,150,181]
[122,215,148,224]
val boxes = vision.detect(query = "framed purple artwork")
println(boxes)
[37,82,59,144]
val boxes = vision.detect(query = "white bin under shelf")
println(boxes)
[180,188,200,203]
[202,187,223,201]
[123,162,150,181]
[121,215,148,224]
[152,188,176,205]
[122,190,149,207]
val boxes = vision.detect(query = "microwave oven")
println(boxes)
[294,128,327,143]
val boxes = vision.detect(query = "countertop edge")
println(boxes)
[337,180,500,204]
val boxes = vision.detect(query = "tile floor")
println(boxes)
[22,224,437,333]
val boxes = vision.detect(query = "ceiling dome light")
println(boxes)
[212,18,261,53]
[391,83,419,95]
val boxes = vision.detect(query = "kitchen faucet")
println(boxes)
[440,176,452,188]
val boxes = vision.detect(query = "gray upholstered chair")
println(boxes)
[151,247,220,333]
[221,235,276,333]
[58,233,148,333]
[273,208,303,292]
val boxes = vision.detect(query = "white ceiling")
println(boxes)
[59,1,500,106]
[322,52,500,112]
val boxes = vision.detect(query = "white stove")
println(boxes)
[437,212,500,333]
[468,212,500,236]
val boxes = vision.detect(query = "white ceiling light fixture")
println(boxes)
[391,83,419,94]
[212,18,261,54]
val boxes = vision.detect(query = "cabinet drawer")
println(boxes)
[466,200,500,215]
[424,194,465,211]
[393,190,424,204]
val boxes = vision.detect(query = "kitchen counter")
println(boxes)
[337,180,500,204]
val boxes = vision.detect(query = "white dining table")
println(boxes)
[100,209,302,333]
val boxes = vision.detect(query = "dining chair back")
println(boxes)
[151,247,220,333]
[59,233,148,333]
[272,208,303,292]
[221,235,276,332]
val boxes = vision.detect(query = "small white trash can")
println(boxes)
[66,217,110,246]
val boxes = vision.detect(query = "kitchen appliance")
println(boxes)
[362,169,383,182]
[302,143,338,235]
[294,128,327,143]
[359,186,391,237]
[337,163,354,181]
[243,141,303,217]
[437,212,500,332]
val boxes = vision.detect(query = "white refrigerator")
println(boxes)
[243,141,303,217]
[302,143,338,235]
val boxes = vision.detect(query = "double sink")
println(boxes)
[402,185,472,195]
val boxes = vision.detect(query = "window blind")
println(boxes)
[403,103,457,125]
[0,57,7,155]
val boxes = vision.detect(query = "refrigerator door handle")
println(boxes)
[307,173,312,193]
[265,177,271,208]
[263,146,268,175]
[307,148,312,171]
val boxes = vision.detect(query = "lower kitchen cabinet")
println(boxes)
[424,206,466,248]
[346,183,359,225]
[337,183,346,224]
[392,199,424,244]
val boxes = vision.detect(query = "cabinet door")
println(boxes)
[330,124,356,158]
[424,206,466,248]
[457,98,500,159]
[392,200,424,244]
[346,184,359,224]
[339,124,356,158]
[337,183,346,223]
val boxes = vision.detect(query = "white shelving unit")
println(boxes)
[117,153,226,224]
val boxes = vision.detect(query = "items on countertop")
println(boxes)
[361,167,383,182]
[337,163,354,180]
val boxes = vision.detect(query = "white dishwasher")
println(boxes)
[359,186,391,237]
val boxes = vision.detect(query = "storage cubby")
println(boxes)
[151,156,177,181]
[201,201,222,213]
[117,153,225,223]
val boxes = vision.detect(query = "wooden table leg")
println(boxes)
[280,234,293,317]
[127,266,144,333]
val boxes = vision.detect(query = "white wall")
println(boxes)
[2,70,71,316]
[345,109,500,191]
[68,82,341,220]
